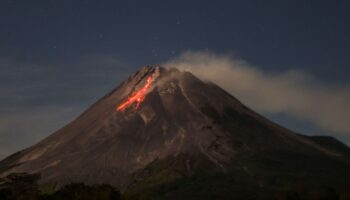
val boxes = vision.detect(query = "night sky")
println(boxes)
[0,0,349,158]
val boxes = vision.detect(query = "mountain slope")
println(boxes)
[0,66,349,198]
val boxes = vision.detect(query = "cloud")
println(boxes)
[0,105,81,158]
[164,51,350,136]
[0,56,132,108]
[0,55,133,158]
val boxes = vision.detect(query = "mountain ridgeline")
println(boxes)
[1,66,350,199]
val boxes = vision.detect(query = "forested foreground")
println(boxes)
[0,173,120,200]
[1,173,350,200]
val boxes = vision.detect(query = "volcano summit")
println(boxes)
[0,66,350,199]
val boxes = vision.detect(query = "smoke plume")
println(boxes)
[164,51,350,135]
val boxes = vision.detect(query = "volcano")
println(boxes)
[1,66,350,199]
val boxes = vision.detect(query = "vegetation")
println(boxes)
[0,173,120,200]
[0,172,349,199]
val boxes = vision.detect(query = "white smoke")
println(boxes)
[164,51,350,135]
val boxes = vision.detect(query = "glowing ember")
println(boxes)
[117,74,155,111]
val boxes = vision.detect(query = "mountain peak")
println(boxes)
[1,66,350,194]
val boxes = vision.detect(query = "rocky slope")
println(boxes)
[0,66,349,199]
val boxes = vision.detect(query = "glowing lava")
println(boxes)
[117,73,155,111]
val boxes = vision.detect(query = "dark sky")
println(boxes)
[0,0,349,158]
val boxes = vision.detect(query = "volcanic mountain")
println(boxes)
[1,66,350,199]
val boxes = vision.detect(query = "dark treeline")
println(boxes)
[0,173,120,200]
[0,173,349,200]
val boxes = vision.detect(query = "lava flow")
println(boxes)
[117,73,155,111]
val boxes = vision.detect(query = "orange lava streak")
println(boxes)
[117,74,154,111]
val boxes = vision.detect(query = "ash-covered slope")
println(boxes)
[0,66,349,197]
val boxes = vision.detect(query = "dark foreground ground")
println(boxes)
[0,173,349,200]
